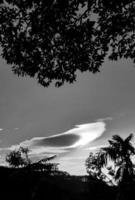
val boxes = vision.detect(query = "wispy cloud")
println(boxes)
[97,117,113,122]
[6,121,106,158]
[0,120,109,174]
[85,144,108,151]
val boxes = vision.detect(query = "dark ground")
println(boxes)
[0,166,116,200]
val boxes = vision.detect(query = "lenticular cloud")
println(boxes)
[67,122,106,148]
[12,121,106,157]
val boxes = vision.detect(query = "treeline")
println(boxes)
[1,134,135,200]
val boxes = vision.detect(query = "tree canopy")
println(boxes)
[0,0,135,87]
[6,149,26,168]
[6,147,31,167]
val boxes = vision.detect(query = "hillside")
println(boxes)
[0,166,116,200]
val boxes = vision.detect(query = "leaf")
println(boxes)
[124,133,134,143]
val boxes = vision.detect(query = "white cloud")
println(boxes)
[97,117,113,122]
[2,120,107,162]
[67,122,106,147]
[29,146,68,156]
[16,121,106,149]
[85,144,108,151]
[0,120,109,174]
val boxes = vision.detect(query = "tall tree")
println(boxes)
[103,134,135,200]
[86,134,135,184]
[102,134,135,184]
[0,0,135,87]
[86,134,135,199]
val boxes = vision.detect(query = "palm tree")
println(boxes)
[101,134,135,200]
[102,134,135,184]
[86,134,135,199]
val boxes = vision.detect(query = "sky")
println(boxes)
[0,56,135,175]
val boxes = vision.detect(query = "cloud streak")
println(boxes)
[0,120,108,173]
[7,121,106,158]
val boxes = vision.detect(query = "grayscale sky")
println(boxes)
[0,56,135,175]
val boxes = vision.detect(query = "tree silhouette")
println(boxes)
[30,155,59,174]
[6,147,31,167]
[6,149,25,168]
[86,134,135,184]
[85,151,114,185]
[102,134,135,200]
[0,0,135,87]
[102,134,135,184]
[86,134,135,199]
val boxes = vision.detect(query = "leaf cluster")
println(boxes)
[0,0,134,86]
[6,147,30,168]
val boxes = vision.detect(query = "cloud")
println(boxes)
[14,128,19,130]
[0,120,108,174]
[7,121,106,159]
[67,122,106,147]
[0,128,3,131]
[85,144,108,151]
[97,117,113,122]
[29,133,80,147]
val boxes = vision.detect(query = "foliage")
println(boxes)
[86,152,105,179]
[0,0,135,87]
[6,146,31,167]
[102,134,135,184]
[6,149,26,168]
[85,151,114,184]
[5,147,58,174]
[86,134,135,186]
[29,155,59,175]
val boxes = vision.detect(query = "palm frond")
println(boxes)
[124,134,135,155]
[125,133,134,143]
[126,142,135,154]
[112,135,124,144]
[108,140,118,146]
